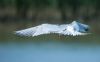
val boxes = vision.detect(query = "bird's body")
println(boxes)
[15,21,89,37]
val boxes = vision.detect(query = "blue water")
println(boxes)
[0,41,100,62]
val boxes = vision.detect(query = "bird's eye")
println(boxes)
[85,28,88,31]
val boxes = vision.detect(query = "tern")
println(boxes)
[14,21,89,37]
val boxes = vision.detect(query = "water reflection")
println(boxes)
[0,41,100,62]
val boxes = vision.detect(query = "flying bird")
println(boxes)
[14,21,90,37]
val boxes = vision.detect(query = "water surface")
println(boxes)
[0,41,100,62]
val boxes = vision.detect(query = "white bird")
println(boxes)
[14,21,89,37]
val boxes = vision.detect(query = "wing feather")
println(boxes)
[15,27,37,36]
[15,24,59,37]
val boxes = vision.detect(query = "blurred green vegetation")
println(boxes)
[0,0,100,22]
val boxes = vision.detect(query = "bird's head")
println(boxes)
[71,21,89,33]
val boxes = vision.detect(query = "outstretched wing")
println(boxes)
[15,27,37,36]
[14,24,59,37]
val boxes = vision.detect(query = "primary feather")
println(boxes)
[15,21,90,37]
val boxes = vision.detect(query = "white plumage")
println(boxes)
[15,21,89,37]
